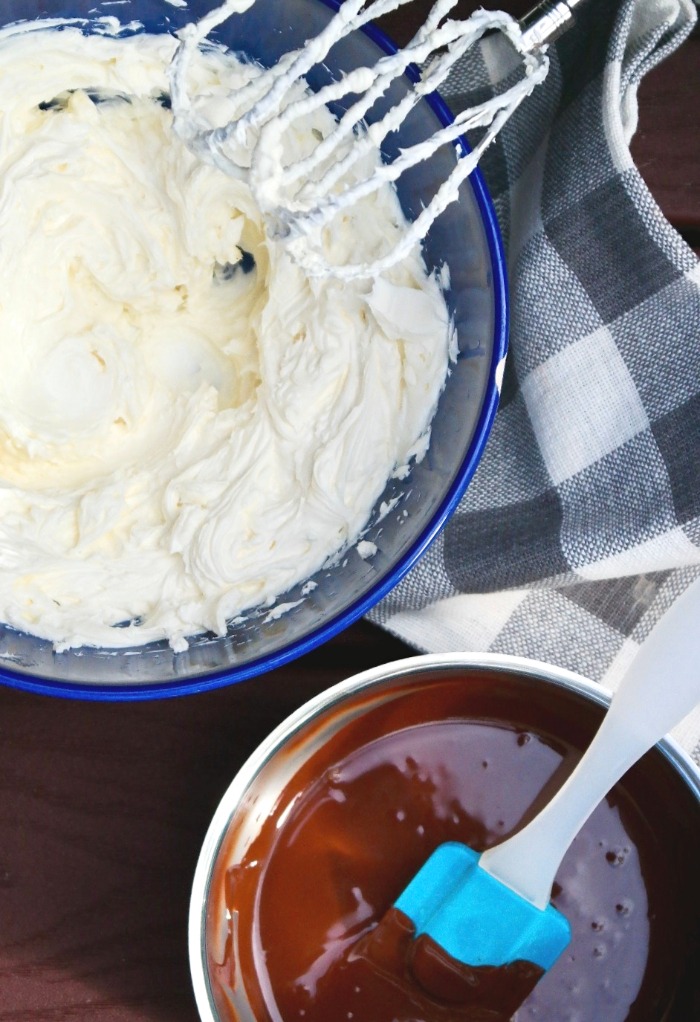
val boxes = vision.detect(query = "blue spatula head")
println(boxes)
[393,842,571,972]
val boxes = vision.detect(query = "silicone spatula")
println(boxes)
[390,577,700,982]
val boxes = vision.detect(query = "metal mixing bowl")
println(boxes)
[189,652,700,1022]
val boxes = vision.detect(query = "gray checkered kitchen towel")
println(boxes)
[369,0,700,763]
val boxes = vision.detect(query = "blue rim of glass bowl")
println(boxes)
[0,2,508,701]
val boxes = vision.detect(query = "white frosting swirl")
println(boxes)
[0,26,451,652]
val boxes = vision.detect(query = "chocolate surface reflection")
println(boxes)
[206,670,699,1021]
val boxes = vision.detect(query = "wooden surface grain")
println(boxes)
[0,4,697,1020]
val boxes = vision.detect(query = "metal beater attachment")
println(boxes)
[170,1,584,279]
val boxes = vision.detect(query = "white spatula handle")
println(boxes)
[480,577,700,910]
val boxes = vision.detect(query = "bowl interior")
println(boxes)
[0,0,507,697]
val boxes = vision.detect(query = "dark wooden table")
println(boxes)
[0,4,697,1020]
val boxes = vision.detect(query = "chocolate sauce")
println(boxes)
[354,906,544,1015]
[206,670,700,1022]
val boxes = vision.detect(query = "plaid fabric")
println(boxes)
[369,0,700,763]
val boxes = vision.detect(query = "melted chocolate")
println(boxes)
[206,669,699,1021]
[354,906,544,1015]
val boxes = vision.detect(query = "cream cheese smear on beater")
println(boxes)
[0,22,453,653]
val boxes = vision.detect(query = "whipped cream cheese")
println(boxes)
[0,23,452,652]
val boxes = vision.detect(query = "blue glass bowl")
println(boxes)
[0,0,507,700]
